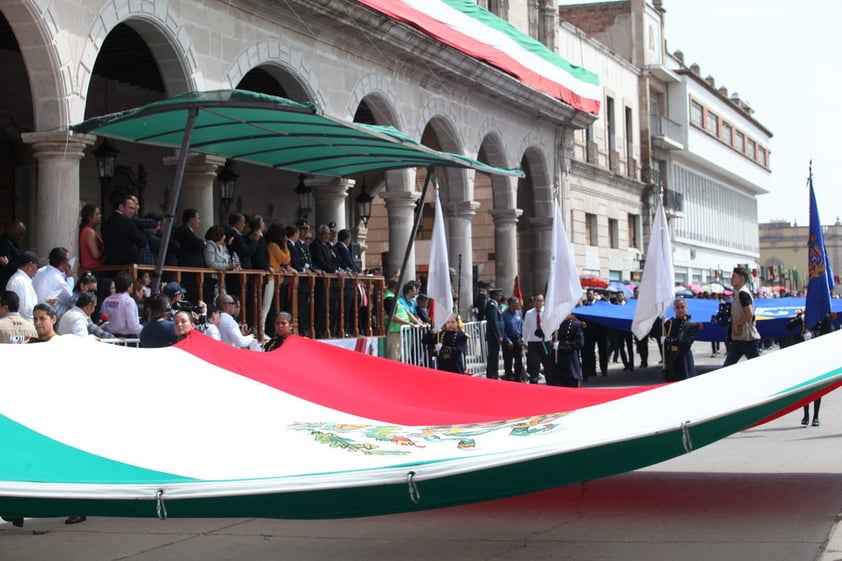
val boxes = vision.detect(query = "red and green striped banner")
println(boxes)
[356,0,602,114]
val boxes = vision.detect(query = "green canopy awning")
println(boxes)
[72,89,522,178]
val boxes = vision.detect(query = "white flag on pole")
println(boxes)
[541,199,582,334]
[428,190,454,331]
[631,195,675,340]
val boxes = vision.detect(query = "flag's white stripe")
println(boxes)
[403,0,602,102]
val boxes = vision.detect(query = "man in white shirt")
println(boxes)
[522,294,553,384]
[5,251,39,322]
[215,294,256,348]
[58,292,112,339]
[33,247,74,318]
[101,271,143,337]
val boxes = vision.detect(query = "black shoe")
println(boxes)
[65,515,87,525]
[801,416,809,426]
[640,362,648,368]
[2,517,24,527]
[812,419,820,427]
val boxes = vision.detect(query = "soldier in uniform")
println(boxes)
[662,298,701,382]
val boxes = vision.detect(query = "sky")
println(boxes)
[560,0,842,226]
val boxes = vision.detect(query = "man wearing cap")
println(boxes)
[473,280,491,322]
[5,250,39,323]
[723,266,761,366]
[485,287,506,379]
[163,281,186,308]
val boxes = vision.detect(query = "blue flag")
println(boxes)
[804,174,834,330]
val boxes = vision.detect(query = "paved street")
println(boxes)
[2,341,841,561]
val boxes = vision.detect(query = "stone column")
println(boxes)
[311,177,354,230]
[163,153,226,229]
[21,130,97,259]
[380,169,418,280]
[380,190,420,281]
[444,200,480,319]
[527,216,553,295]
[489,207,523,297]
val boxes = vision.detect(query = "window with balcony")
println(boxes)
[585,213,598,246]
[747,138,756,160]
[690,100,703,126]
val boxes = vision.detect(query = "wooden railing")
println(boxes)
[88,265,386,341]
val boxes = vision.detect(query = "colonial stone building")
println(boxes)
[0,0,597,317]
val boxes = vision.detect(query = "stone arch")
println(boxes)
[346,75,404,130]
[76,0,200,123]
[5,0,71,130]
[225,40,324,108]
[518,140,553,218]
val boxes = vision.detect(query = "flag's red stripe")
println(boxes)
[356,0,600,114]
[177,334,654,425]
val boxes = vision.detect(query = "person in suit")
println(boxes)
[172,209,205,303]
[101,193,147,266]
[484,288,505,379]
[309,224,340,338]
[334,229,360,336]
[0,220,27,290]
[286,224,314,337]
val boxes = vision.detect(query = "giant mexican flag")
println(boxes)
[0,332,840,520]
[356,0,602,115]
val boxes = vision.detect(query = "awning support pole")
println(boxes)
[387,166,435,330]
[152,107,199,295]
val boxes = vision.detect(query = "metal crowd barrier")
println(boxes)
[399,320,501,377]
[98,338,141,348]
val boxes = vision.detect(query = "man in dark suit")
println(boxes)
[101,193,147,266]
[309,224,340,337]
[334,229,360,336]
[286,224,312,337]
[172,209,204,302]
[0,221,27,290]
[485,288,506,379]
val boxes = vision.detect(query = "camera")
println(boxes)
[711,301,731,327]
[172,300,207,325]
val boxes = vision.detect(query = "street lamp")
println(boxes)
[355,181,373,227]
[94,139,119,211]
[295,174,312,224]
[217,160,239,212]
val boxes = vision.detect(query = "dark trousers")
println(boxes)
[635,335,648,367]
[526,341,551,384]
[297,281,312,337]
[502,341,525,381]
[486,338,501,379]
[582,330,608,377]
[723,339,759,366]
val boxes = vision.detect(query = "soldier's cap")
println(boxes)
[489,287,503,294]
[478,279,493,288]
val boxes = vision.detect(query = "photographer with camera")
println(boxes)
[722,267,761,366]
[139,293,177,348]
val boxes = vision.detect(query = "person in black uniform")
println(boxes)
[550,314,585,387]
[662,298,701,382]
[424,314,469,374]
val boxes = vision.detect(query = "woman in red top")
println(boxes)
[79,204,104,271]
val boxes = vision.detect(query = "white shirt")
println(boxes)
[33,265,74,318]
[101,292,143,336]
[219,312,255,348]
[6,268,38,322]
[57,306,92,337]
[522,306,552,343]
[203,324,221,341]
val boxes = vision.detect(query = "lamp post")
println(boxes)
[355,181,373,227]
[218,160,239,214]
[94,139,119,211]
[295,174,312,224]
